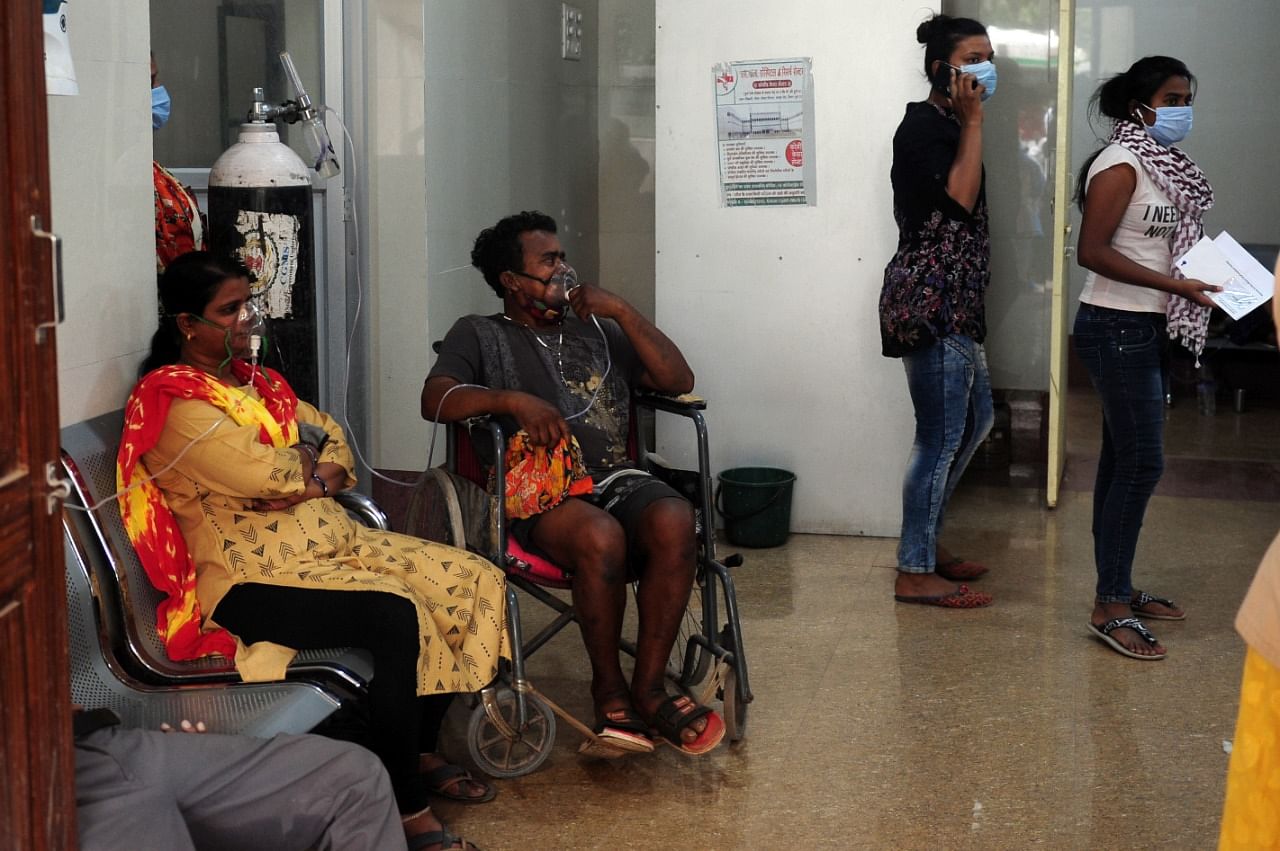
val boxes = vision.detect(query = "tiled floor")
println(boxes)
[425,393,1280,850]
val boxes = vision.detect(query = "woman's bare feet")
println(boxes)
[895,570,961,599]
[1092,601,1166,658]
[1130,590,1185,620]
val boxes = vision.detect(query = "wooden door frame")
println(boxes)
[0,1,76,847]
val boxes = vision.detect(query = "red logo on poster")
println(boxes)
[785,140,803,166]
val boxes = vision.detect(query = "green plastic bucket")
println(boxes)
[715,467,796,548]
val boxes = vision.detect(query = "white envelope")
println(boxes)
[1174,232,1275,321]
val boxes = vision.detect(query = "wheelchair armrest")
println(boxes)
[634,391,707,416]
[334,491,390,531]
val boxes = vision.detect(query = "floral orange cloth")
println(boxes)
[154,162,207,273]
[117,361,297,661]
[503,431,593,520]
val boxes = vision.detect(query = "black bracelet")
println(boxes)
[311,471,329,497]
[296,442,319,465]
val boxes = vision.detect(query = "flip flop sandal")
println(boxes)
[1089,617,1166,661]
[894,584,993,608]
[589,708,656,754]
[421,763,497,804]
[647,695,725,756]
[935,557,989,581]
[1130,590,1186,621]
[407,828,479,850]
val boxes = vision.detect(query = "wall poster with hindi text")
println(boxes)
[713,57,815,207]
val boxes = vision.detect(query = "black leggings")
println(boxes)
[213,583,452,813]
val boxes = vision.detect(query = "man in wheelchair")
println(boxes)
[422,211,725,756]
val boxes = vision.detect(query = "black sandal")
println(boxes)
[1088,617,1166,661]
[408,828,479,850]
[646,695,725,755]
[1130,590,1186,621]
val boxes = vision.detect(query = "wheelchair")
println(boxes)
[423,391,753,777]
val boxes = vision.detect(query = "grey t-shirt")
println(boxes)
[429,314,640,471]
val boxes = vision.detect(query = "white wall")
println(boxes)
[598,0,656,319]
[655,0,930,535]
[362,0,432,474]
[370,0,603,470]
[50,0,155,425]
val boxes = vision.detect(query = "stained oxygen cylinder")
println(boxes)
[208,121,319,404]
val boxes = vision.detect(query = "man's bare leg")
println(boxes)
[529,499,632,717]
[626,498,708,744]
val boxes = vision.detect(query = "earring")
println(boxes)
[185,332,194,340]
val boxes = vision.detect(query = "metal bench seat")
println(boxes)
[60,409,373,694]
[64,522,339,736]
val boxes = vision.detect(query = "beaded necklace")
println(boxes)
[502,314,565,380]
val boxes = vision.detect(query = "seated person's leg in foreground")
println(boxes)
[75,724,406,851]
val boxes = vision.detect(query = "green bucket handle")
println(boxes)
[714,476,792,522]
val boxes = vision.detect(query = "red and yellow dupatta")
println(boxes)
[117,362,299,661]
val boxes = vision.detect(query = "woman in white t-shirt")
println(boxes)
[1073,56,1221,661]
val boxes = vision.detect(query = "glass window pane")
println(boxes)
[151,0,324,169]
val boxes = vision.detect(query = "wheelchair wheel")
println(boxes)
[669,592,712,689]
[721,665,748,742]
[466,687,556,778]
[716,624,748,742]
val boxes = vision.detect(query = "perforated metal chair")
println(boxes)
[64,520,339,735]
[60,409,374,694]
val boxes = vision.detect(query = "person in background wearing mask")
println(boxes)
[879,13,997,609]
[1073,56,1221,660]
[152,53,207,273]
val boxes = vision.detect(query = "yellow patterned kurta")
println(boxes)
[144,392,508,694]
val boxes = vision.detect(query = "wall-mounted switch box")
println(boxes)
[561,3,583,61]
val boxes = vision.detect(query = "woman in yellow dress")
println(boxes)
[1218,272,1280,850]
[119,251,506,850]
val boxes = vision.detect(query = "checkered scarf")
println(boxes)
[1109,119,1215,356]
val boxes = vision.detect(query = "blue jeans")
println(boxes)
[898,335,994,572]
[1073,303,1166,603]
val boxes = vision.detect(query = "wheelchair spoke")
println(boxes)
[477,729,508,750]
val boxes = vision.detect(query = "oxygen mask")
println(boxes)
[514,261,578,322]
[238,299,268,363]
[190,298,268,369]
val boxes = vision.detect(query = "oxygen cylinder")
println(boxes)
[208,122,319,404]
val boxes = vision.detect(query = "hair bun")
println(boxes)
[916,13,952,44]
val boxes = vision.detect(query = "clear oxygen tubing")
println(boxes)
[65,303,267,513]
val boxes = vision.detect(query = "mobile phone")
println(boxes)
[934,63,975,98]
[932,62,957,95]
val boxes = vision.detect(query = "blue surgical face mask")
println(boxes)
[152,85,171,130]
[945,60,997,101]
[1139,103,1192,146]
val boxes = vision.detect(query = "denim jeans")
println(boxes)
[897,335,994,572]
[1073,303,1166,603]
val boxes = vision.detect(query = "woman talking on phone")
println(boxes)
[1074,57,1219,660]
[879,14,996,609]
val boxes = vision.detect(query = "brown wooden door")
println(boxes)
[0,2,76,848]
